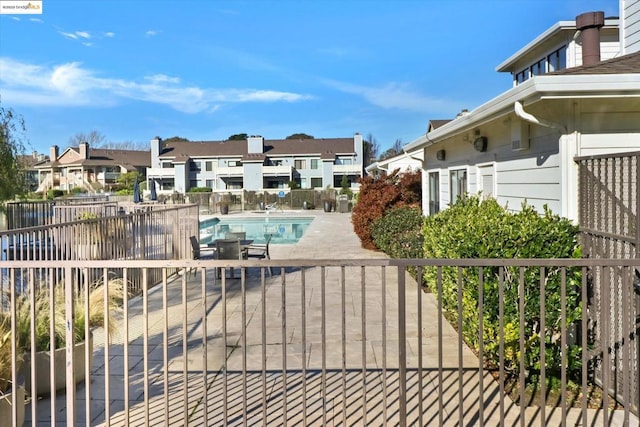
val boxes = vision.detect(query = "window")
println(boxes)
[294,159,306,170]
[429,172,440,215]
[271,159,283,166]
[530,58,547,76]
[205,179,215,189]
[450,169,467,204]
[516,69,528,84]
[340,158,352,165]
[228,160,241,167]
[189,180,199,188]
[311,178,323,188]
[547,46,566,72]
[190,161,201,172]
[205,161,213,171]
[300,177,307,188]
[162,162,173,168]
[310,159,319,170]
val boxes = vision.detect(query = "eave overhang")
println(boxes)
[403,73,640,153]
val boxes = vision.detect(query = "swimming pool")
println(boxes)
[199,216,313,245]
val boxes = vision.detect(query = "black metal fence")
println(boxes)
[576,150,640,415]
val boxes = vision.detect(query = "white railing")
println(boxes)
[147,167,176,178]
[332,164,362,174]
[262,165,292,176]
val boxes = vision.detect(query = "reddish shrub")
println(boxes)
[352,169,421,249]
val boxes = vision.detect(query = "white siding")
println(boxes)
[574,39,620,66]
[495,153,561,213]
[578,110,640,156]
[622,0,640,54]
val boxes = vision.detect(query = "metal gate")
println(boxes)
[576,150,640,414]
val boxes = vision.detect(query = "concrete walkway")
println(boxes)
[26,211,636,426]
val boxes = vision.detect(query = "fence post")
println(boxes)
[65,266,76,427]
[397,267,407,427]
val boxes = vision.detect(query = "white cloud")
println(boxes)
[11,17,19,21]
[30,18,43,23]
[145,30,160,37]
[76,31,91,39]
[145,74,181,84]
[59,31,78,40]
[103,32,115,38]
[0,58,313,113]
[323,79,451,112]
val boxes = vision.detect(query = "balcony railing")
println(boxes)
[147,167,176,178]
[332,164,361,174]
[1,258,638,426]
[262,165,292,176]
[215,166,243,176]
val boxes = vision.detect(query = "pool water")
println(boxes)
[199,216,313,245]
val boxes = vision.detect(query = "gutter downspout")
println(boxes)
[514,101,566,131]
[514,101,575,221]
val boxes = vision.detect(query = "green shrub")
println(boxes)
[46,189,64,199]
[371,205,423,258]
[70,186,84,195]
[422,196,582,381]
[188,187,212,193]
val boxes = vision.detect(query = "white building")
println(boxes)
[404,6,640,220]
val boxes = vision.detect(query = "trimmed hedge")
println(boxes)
[371,205,423,259]
[422,196,582,379]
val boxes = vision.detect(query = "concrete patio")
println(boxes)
[25,211,636,426]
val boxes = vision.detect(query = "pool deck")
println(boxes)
[25,210,636,426]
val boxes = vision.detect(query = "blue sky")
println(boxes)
[0,0,619,155]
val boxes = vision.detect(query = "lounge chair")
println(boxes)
[247,234,273,276]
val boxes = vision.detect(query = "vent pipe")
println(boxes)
[576,11,605,66]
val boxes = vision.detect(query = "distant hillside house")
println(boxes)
[147,134,364,194]
[35,142,151,193]
[404,8,640,220]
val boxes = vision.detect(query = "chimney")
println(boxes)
[247,135,264,154]
[150,136,163,168]
[50,145,59,162]
[576,11,605,66]
[79,141,90,159]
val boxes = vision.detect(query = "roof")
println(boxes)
[404,71,640,152]
[36,147,150,169]
[496,17,619,72]
[428,120,452,131]
[549,50,640,75]
[158,137,356,160]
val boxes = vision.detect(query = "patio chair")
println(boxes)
[247,234,273,276]
[225,231,246,240]
[190,235,216,260]
[215,238,246,278]
[189,235,216,278]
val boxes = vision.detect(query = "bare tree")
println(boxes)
[69,130,106,147]
[69,131,147,150]
[100,140,148,150]
[363,133,380,166]
[379,138,403,161]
